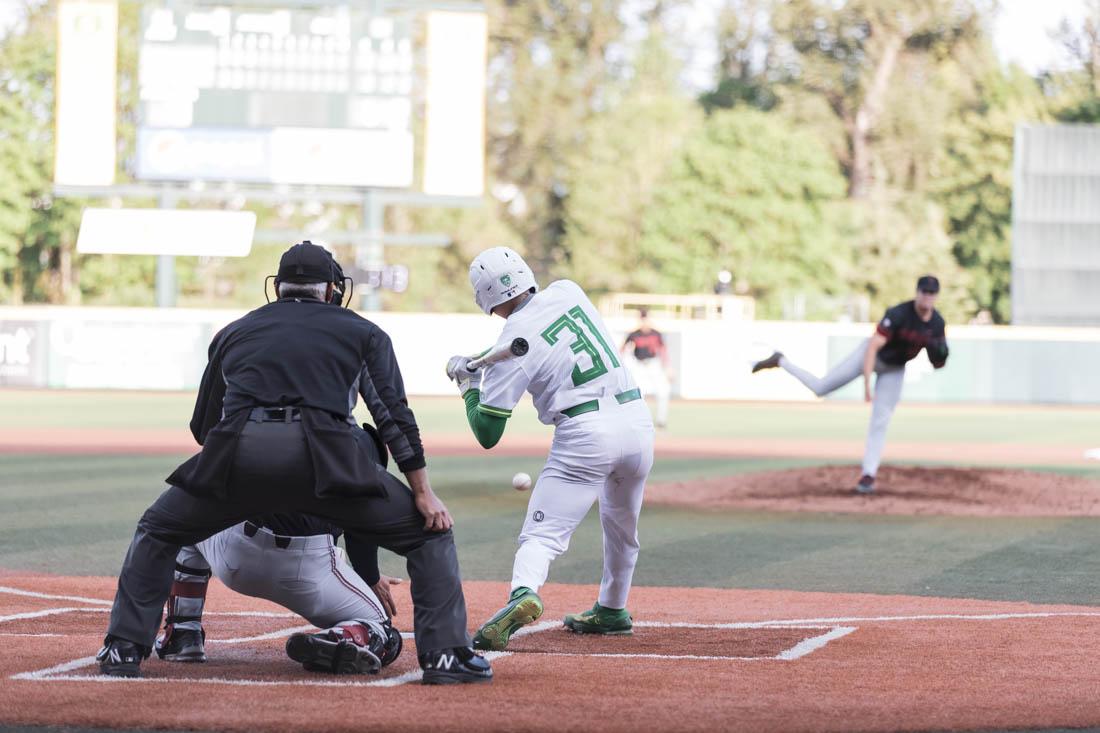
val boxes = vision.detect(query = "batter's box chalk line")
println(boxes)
[508,620,855,662]
[7,584,1100,688]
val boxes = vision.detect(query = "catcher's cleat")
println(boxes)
[97,637,146,678]
[472,586,543,651]
[751,351,783,373]
[419,646,493,685]
[563,603,633,635]
[155,626,206,663]
[855,474,876,494]
[286,625,382,675]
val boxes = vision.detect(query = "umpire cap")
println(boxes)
[277,241,339,284]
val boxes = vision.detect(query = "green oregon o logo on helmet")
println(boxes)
[500,274,512,287]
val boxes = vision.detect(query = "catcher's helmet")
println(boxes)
[468,247,538,315]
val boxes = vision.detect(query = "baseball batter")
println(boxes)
[752,275,949,493]
[156,511,402,675]
[445,247,655,651]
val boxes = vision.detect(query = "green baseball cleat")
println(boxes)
[472,587,544,651]
[563,603,633,635]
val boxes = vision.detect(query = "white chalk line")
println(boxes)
[214,624,315,645]
[510,622,853,662]
[14,649,512,689]
[0,585,111,606]
[632,611,1100,629]
[0,607,95,623]
[0,584,301,619]
[776,626,857,661]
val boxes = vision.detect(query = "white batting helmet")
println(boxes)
[468,247,539,315]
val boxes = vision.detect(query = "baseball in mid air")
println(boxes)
[512,472,532,492]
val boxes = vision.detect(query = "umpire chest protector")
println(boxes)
[168,299,392,500]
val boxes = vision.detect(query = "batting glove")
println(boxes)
[445,355,481,395]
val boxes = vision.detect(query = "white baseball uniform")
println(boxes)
[478,280,655,610]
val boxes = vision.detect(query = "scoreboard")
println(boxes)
[135,3,415,187]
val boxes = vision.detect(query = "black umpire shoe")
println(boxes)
[97,637,145,678]
[419,646,493,685]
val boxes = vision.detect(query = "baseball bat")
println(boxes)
[466,337,529,371]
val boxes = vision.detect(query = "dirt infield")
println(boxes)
[646,465,1100,517]
[3,575,1100,732]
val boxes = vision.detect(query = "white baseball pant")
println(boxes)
[628,355,670,426]
[779,338,905,477]
[511,398,654,610]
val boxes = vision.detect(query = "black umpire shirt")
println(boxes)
[876,300,949,368]
[168,297,424,500]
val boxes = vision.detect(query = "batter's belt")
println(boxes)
[561,388,642,419]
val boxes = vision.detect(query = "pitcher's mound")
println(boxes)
[646,465,1100,517]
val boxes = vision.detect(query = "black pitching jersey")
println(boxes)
[624,329,665,361]
[876,300,948,368]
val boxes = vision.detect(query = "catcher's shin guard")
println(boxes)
[286,621,384,675]
[155,562,211,662]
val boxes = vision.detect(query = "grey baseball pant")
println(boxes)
[779,338,904,477]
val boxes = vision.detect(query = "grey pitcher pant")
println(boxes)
[779,339,904,477]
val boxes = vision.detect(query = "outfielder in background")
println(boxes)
[446,247,655,651]
[752,275,949,494]
[621,308,672,428]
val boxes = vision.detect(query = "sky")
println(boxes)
[993,0,1092,73]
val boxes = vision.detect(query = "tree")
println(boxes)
[486,0,631,279]
[559,30,702,293]
[834,194,973,323]
[1052,0,1100,121]
[773,0,986,198]
[0,3,81,304]
[933,65,1049,322]
[701,0,780,112]
[638,108,848,316]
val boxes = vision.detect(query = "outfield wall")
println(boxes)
[2,306,1099,404]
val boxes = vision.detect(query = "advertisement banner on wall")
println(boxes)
[0,320,49,387]
[47,319,209,390]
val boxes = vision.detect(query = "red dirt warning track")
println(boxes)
[2,575,1100,732]
[1,427,1095,467]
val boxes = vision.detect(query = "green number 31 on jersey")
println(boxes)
[541,306,621,387]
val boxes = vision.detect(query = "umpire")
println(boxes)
[97,241,491,685]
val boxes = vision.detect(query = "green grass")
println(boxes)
[3,389,1099,607]
[3,451,1100,606]
[4,390,1100,446]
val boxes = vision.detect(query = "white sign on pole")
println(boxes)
[76,208,256,257]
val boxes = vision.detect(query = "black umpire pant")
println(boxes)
[107,419,469,655]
